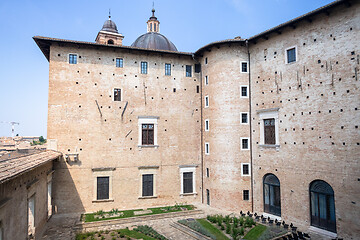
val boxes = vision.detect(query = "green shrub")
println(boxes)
[239,217,244,226]
[101,237,105,240]
[221,224,225,230]
[239,227,244,236]
[231,227,238,240]
[226,223,231,234]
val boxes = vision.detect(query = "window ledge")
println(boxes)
[262,212,281,221]
[309,226,337,238]
[138,196,158,199]
[180,192,197,196]
[92,199,114,203]
[138,145,159,148]
[259,144,280,148]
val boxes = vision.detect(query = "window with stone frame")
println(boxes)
[183,172,193,194]
[240,86,248,97]
[241,138,249,150]
[114,88,121,101]
[142,124,154,145]
[165,63,171,76]
[243,190,249,200]
[242,163,250,176]
[186,65,192,77]
[141,61,148,74]
[116,58,123,68]
[241,62,248,73]
[142,174,154,197]
[286,47,296,63]
[97,176,109,200]
[69,54,77,64]
[241,113,248,124]
[264,118,276,145]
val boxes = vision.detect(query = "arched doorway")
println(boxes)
[263,174,281,216]
[310,180,336,233]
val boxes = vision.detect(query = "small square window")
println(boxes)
[141,61,148,74]
[240,86,248,98]
[243,190,249,201]
[287,47,296,63]
[241,138,249,150]
[241,62,248,73]
[205,76,209,85]
[205,142,210,155]
[241,113,248,124]
[165,63,171,76]
[116,58,123,68]
[205,96,209,108]
[69,54,77,64]
[114,88,121,101]
[205,119,209,131]
[186,65,192,77]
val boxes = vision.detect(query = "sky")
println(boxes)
[0,0,334,138]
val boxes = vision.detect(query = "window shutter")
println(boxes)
[97,177,109,200]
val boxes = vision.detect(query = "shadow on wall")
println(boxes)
[53,156,85,214]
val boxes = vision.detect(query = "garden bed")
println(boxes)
[75,225,167,240]
[82,204,194,222]
[179,215,289,240]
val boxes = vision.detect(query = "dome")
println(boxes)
[131,32,178,51]
[101,19,118,33]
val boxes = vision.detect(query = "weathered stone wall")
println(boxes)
[0,161,53,240]
[48,45,202,213]
[249,2,360,238]
[199,43,252,213]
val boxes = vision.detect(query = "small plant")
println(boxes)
[101,237,105,240]
[226,223,231,234]
[97,233,101,237]
[231,227,239,240]
[111,232,115,236]
[239,217,244,226]
[112,237,116,240]
[127,237,131,240]
[239,227,244,236]
[105,230,109,234]
[221,224,225,230]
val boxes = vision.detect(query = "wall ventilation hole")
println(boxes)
[77,70,79,73]
[336,61,338,64]
[124,74,127,77]
[76,82,78,84]
[79,93,82,96]
[104,119,106,122]
[108,106,111,109]
[303,43,306,46]
[351,51,355,55]
[99,72,102,75]
[329,110,332,113]
[79,139,81,141]
[340,109,343,112]
[79,105,81,108]
[341,126,344,129]
[135,75,137,77]
[109,138,111,141]
[68,149,70,152]
[309,112,311,115]
[307,96,309,99]
[80,148,82,151]
[318,111,321,113]
[318,60,321,63]
[332,142,335,145]
[98,58,101,60]
[130,148,132,150]
[311,128,314,130]
[347,90,350,93]
[135,86,137,88]
[165,129,167,131]
[58,54,61,56]
[173,88,176,92]
[95,83,97,86]
[314,39,316,42]
[88,71,90,74]
[302,128,304,130]
[343,142,345,146]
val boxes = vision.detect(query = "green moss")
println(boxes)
[196,219,230,240]
[243,224,267,240]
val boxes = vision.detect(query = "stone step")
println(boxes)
[76,209,205,232]
[169,222,212,240]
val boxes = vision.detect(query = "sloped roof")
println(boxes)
[0,150,61,184]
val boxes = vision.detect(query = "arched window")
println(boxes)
[310,180,336,233]
[154,23,156,32]
[107,39,114,45]
[150,23,153,31]
[263,174,281,216]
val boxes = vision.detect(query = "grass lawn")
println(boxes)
[83,204,194,222]
[196,219,230,240]
[243,224,267,240]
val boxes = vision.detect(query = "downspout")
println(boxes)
[193,53,204,204]
[246,40,254,213]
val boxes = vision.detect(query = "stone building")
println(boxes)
[0,150,61,239]
[33,0,359,239]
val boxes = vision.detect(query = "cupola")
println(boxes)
[95,14,124,45]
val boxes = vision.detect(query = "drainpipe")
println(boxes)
[246,40,254,213]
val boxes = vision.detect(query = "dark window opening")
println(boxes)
[241,62,248,72]
[186,65,192,77]
[205,57,208,64]
[107,39,114,45]
[165,63,171,76]
[287,48,296,63]
[183,172,193,194]
[206,189,210,205]
[243,164,249,175]
[241,113,248,123]
[264,118,276,145]
[114,88,121,101]
[264,174,281,216]
[97,176,109,200]
[142,124,154,145]
[206,168,209,177]
[241,86,248,97]
[196,85,200,93]
[69,54,77,64]
[142,174,154,197]
[242,138,249,149]
[141,62,148,74]
[243,190,249,201]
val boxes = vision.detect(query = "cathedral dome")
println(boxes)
[101,19,118,33]
[131,32,177,51]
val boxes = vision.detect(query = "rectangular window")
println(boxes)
[264,119,276,144]
[243,190,249,201]
[142,174,154,197]
[205,119,209,131]
[69,54,77,64]
[206,168,209,177]
[241,163,250,176]
[287,47,296,63]
[241,138,249,150]
[241,86,248,98]
[206,189,210,205]
[116,58,123,68]
[205,76,209,85]
[141,61,148,74]
[142,124,154,145]
[186,65,192,77]
[183,172,193,194]
[114,88,121,101]
[97,176,109,200]
[205,96,209,108]
[196,85,200,93]
[241,62,248,73]
[241,113,248,124]
[28,195,35,233]
[205,142,210,155]
[165,63,171,76]
[47,181,52,217]
[205,57,208,64]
